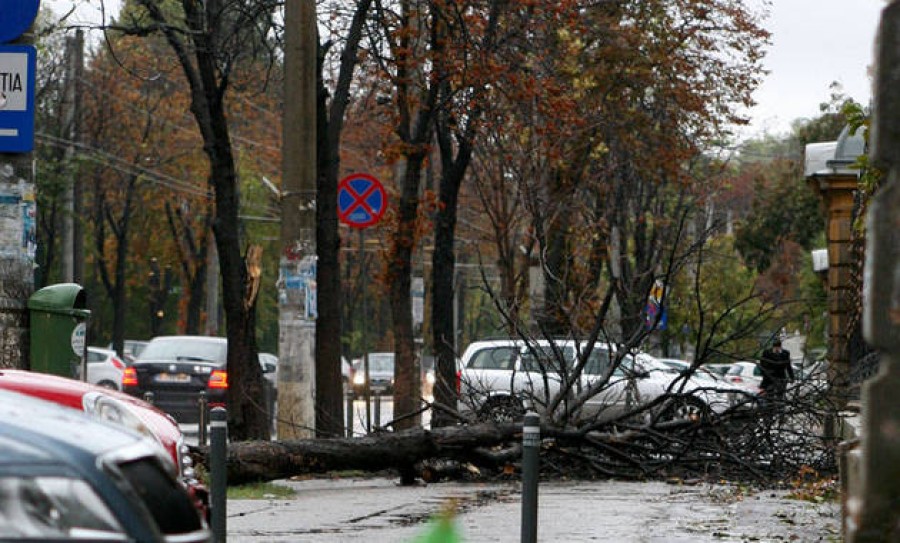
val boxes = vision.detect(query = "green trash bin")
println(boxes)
[28,283,91,379]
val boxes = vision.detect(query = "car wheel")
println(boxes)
[478,395,525,423]
[658,395,709,423]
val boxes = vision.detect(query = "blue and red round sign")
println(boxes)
[338,173,387,229]
[0,0,41,44]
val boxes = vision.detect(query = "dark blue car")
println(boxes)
[0,389,210,542]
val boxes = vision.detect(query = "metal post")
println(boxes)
[374,391,381,429]
[360,229,372,433]
[521,411,540,543]
[209,407,227,543]
[198,391,208,446]
[345,392,354,437]
[143,391,154,405]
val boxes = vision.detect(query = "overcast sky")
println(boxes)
[741,0,883,139]
[45,0,884,141]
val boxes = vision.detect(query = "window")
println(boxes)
[520,346,574,373]
[468,347,516,370]
[583,349,612,375]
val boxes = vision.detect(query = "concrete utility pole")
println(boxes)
[278,0,317,438]
[61,30,84,284]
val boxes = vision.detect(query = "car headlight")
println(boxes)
[353,373,365,385]
[83,392,153,439]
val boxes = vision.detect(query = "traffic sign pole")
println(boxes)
[338,173,386,433]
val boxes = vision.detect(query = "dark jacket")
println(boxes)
[759,347,794,390]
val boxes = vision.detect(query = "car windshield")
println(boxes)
[138,339,226,363]
[356,354,393,373]
[0,476,125,540]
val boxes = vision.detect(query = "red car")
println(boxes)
[0,369,208,516]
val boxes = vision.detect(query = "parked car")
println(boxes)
[259,352,278,388]
[724,361,763,392]
[457,339,732,424]
[707,363,733,378]
[0,368,207,517]
[351,352,395,397]
[258,352,279,431]
[654,358,757,406]
[109,339,150,363]
[85,346,127,390]
[124,336,229,424]
[0,389,209,542]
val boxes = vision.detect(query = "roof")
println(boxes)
[804,125,866,178]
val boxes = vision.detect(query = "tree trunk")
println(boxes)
[389,155,426,432]
[314,0,372,437]
[214,422,524,485]
[132,0,270,440]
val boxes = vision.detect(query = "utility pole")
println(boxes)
[61,30,84,284]
[278,0,317,438]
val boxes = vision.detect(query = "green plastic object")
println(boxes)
[411,510,461,543]
[27,283,91,378]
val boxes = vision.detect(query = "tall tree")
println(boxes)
[430,0,509,424]
[314,0,374,436]
[115,0,280,439]
[365,0,443,432]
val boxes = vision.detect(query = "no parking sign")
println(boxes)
[338,173,387,229]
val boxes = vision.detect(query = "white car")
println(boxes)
[655,358,758,406]
[457,339,732,424]
[86,346,128,390]
[724,361,763,394]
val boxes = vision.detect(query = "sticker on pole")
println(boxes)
[338,173,387,229]
[71,322,86,358]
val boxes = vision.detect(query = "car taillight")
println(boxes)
[731,376,743,383]
[208,370,228,389]
[110,356,126,370]
[122,367,138,387]
[455,370,461,394]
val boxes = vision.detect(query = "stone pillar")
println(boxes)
[847,2,900,540]
[807,171,857,409]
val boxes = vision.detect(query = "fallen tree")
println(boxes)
[196,421,520,485]
[195,392,838,487]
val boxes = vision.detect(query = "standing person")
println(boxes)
[759,339,794,401]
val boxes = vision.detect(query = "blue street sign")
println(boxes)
[0,0,41,44]
[0,45,36,153]
[338,173,387,229]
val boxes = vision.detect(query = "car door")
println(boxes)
[578,345,634,421]
[517,343,574,412]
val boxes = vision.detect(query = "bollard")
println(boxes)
[346,392,354,437]
[373,391,381,429]
[209,407,227,543]
[143,391,154,405]
[521,411,540,543]
[197,391,208,446]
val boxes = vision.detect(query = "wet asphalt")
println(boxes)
[226,477,841,542]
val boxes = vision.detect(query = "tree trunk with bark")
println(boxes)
[133,0,270,440]
[314,0,373,438]
[210,422,524,485]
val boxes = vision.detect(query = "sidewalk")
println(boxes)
[227,477,841,542]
